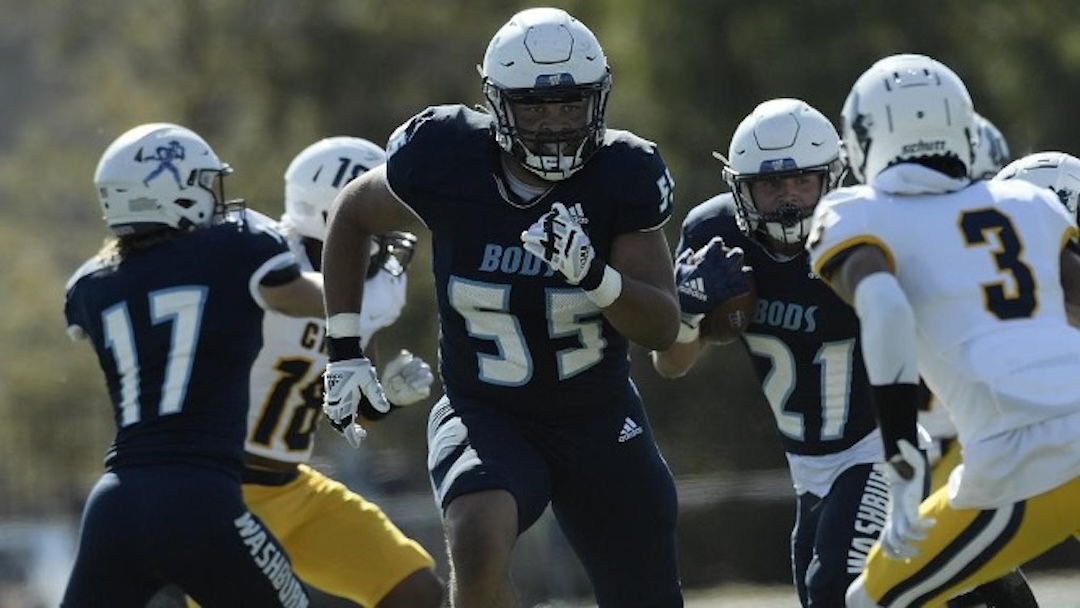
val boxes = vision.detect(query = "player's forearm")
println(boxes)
[322,211,372,324]
[602,278,680,349]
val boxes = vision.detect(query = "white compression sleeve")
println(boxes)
[853,272,919,386]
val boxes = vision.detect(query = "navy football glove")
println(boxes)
[675,236,752,315]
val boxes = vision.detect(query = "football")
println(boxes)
[699,280,757,344]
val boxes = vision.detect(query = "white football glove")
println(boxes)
[881,439,936,560]
[322,357,391,449]
[381,349,434,406]
[521,202,597,285]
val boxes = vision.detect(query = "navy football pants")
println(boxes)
[62,464,308,607]
[792,463,886,608]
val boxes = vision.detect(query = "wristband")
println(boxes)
[584,265,622,308]
[327,337,363,362]
[327,313,363,338]
[871,383,919,460]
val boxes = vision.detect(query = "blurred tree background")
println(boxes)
[2,0,1079,602]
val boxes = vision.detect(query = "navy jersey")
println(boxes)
[64,211,300,473]
[386,105,674,417]
[677,194,875,455]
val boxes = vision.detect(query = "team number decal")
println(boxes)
[250,357,322,451]
[448,277,606,385]
[103,287,206,426]
[960,208,1037,319]
[745,335,855,442]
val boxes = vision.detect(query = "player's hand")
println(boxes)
[322,357,391,449]
[521,202,598,286]
[675,236,751,315]
[381,349,434,406]
[881,439,936,560]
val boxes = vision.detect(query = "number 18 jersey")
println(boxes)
[243,229,407,464]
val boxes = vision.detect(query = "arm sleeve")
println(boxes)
[854,272,920,458]
[853,272,918,386]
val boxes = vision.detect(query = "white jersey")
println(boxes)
[808,166,1080,508]
[244,230,408,464]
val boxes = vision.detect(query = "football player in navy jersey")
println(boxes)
[317,7,683,607]
[652,99,884,608]
[62,123,321,607]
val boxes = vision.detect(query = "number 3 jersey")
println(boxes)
[64,210,302,474]
[384,104,673,416]
[243,227,407,464]
[808,169,1080,507]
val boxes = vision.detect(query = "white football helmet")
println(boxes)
[970,113,1011,179]
[841,54,976,184]
[723,99,847,253]
[480,7,611,181]
[95,122,232,235]
[282,136,387,241]
[993,151,1080,217]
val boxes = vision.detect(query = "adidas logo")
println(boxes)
[563,202,589,225]
[678,277,708,302]
[618,417,643,443]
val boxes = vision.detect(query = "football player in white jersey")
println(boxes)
[915,115,1041,607]
[919,112,1011,494]
[919,114,1011,495]
[807,54,1080,607]
[235,137,444,607]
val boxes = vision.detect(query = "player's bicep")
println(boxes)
[331,165,425,235]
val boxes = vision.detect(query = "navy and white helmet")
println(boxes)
[970,113,1011,179]
[480,7,611,182]
[842,54,976,183]
[95,123,232,236]
[282,136,386,241]
[723,98,846,251]
[994,151,1080,217]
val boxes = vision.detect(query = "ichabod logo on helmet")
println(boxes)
[136,140,188,189]
[901,140,947,155]
[537,73,576,87]
[760,158,798,173]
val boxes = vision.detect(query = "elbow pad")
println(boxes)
[853,272,919,386]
